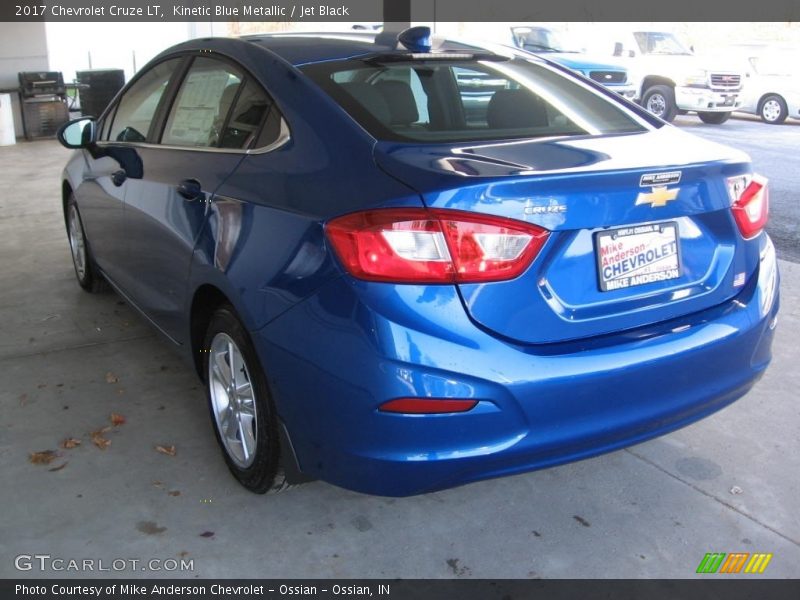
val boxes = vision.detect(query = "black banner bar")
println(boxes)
[4,580,800,600]
[1,0,799,22]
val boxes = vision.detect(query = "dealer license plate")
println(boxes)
[595,222,681,292]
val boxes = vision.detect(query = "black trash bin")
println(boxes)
[76,69,125,118]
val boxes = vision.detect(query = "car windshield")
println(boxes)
[633,32,693,56]
[511,27,580,53]
[301,56,649,144]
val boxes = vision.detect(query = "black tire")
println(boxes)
[65,194,108,293]
[759,94,788,124]
[202,305,290,494]
[641,85,677,122]
[698,111,731,124]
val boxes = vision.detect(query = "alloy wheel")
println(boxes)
[762,99,782,123]
[208,332,258,468]
[68,204,87,281]
[646,93,666,117]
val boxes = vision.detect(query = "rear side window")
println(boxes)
[108,58,181,143]
[219,79,273,149]
[302,57,649,143]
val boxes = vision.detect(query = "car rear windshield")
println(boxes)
[301,56,650,143]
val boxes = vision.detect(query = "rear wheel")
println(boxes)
[759,94,788,124]
[642,85,677,122]
[66,195,107,293]
[203,306,290,493]
[698,111,731,124]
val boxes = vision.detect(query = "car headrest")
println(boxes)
[339,82,391,125]
[374,80,419,125]
[487,88,549,129]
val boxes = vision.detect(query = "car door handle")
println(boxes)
[177,178,204,201]
[111,169,127,187]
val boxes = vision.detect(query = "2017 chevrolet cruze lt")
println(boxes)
[57,28,779,496]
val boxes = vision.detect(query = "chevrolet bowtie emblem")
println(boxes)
[635,186,679,208]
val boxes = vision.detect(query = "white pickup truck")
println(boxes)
[592,30,744,124]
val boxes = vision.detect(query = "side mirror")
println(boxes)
[57,117,96,149]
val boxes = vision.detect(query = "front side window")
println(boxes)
[108,58,181,142]
[162,57,244,148]
[302,57,650,144]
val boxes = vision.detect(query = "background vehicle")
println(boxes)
[589,29,744,124]
[509,25,637,99]
[56,29,778,497]
[726,44,800,124]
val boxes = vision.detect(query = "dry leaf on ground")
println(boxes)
[199,531,215,538]
[110,413,126,426]
[91,432,111,450]
[155,445,176,457]
[29,450,58,465]
[61,438,81,449]
[105,372,119,384]
[168,490,181,497]
[18,393,28,406]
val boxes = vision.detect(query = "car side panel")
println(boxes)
[65,149,129,282]
[120,147,245,342]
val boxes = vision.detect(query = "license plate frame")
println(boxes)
[595,222,681,292]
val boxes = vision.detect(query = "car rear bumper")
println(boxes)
[255,236,779,496]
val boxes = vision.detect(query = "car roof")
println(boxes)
[241,32,395,66]
[240,31,510,67]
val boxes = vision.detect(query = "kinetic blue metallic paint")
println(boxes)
[254,238,777,495]
[372,129,758,344]
[63,35,779,496]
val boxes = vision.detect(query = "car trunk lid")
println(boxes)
[374,126,756,344]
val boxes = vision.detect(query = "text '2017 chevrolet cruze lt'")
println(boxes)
[57,28,779,496]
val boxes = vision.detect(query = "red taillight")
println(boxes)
[325,208,549,284]
[730,175,769,239]
[378,398,478,414]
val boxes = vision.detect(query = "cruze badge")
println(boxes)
[524,204,567,215]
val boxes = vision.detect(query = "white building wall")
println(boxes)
[0,22,49,137]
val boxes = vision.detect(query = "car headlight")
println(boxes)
[682,70,708,86]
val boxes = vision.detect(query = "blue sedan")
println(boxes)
[57,28,779,496]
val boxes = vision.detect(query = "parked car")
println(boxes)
[731,46,800,124]
[509,25,638,99]
[57,28,779,497]
[588,29,744,124]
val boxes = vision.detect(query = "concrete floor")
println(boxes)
[0,140,798,579]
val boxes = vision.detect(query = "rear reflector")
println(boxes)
[326,208,549,284]
[729,174,769,239]
[379,398,478,414]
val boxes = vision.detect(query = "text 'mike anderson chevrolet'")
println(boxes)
[57,28,779,496]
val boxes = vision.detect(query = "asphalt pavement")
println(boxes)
[0,133,797,579]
